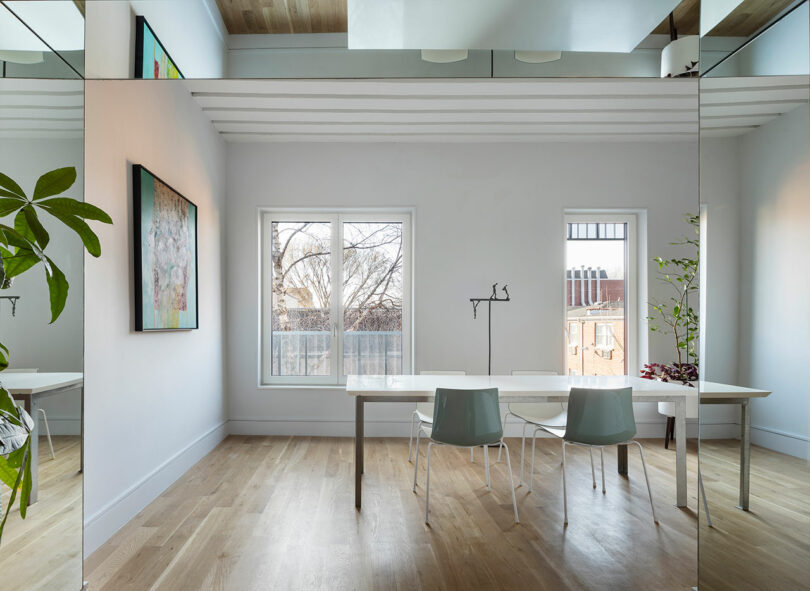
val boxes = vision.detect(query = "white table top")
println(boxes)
[698,380,770,399]
[346,374,695,400]
[0,372,83,395]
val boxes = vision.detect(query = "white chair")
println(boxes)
[497,370,566,490]
[409,371,469,463]
[659,396,712,526]
[7,368,55,460]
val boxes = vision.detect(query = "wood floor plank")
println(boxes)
[84,436,809,591]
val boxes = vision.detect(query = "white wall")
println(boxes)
[85,0,226,79]
[738,104,810,458]
[224,140,702,438]
[0,138,84,434]
[699,137,742,434]
[83,80,227,555]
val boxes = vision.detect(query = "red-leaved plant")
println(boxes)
[640,362,698,386]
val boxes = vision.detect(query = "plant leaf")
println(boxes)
[0,442,29,544]
[32,167,76,200]
[0,198,25,217]
[40,208,101,257]
[44,256,69,323]
[19,445,32,519]
[13,209,35,244]
[0,341,8,371]
[38,198,112,224]
[0,172,25,199]
[0,246,40,279]
[22,206,49,249]
[0,455,19,489]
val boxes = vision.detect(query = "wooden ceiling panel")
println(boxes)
[218,0,796,37]
[653,0,798,37]
[215,0,347,34]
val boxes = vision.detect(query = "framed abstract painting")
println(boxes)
[133,165,198,331]
[134,16,184,79]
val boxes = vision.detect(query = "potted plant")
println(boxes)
[642,214,699,448]
[0,167,111,543]
[642,213,699,386]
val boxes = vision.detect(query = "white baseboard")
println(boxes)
[229,417,739,439]
[83,421,228,558]
[751,425,809,460]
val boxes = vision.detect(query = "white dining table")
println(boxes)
[1,372,83,504]
[347,374,696,509]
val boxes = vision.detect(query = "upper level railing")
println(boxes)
[271,331,402,377]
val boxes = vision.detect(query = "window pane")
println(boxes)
[343,221,403,376]
[270,221,331,376]
[566,221,626,375]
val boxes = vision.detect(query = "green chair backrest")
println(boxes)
[431,388,502,447]
[564,387,636,445]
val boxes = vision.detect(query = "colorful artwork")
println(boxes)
[134,16,183,79]
[133,165,198,330]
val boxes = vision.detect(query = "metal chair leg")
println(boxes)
[425,442,434,524]
[484,444,491,490]
[500,441,520,523]
[408,411,418,462]
[632,440,658,523]
[562,440,568,525]
[497,411,518,464]
[470,447,475,463]
[39,408,55,460]
[529,426,542,492]
[589,447,596,489]
[413,428,422,492]
[600,448,605,493]
[699,469,712,527]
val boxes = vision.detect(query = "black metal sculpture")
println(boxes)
[470,283,510,375]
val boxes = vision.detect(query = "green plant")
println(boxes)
[647,214,699,380]
[0,167,111,544]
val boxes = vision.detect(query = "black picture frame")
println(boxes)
[134,15,184,79]
[132,164,199,331]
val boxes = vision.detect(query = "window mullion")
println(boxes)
[333,214,343,383]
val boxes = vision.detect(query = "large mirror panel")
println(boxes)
[0,77,84,591]
[0,2,85,589]
[699,1,810,589]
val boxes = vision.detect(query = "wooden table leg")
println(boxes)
[738,399,751,511]
[355,396,364,509]
[617,444,628,475]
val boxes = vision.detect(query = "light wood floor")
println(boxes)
[87,436,702,590]
[0,436,83,591]
[699,439,810,591]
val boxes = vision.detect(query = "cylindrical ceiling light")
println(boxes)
[514,50,562,64]
[421,49,468,63]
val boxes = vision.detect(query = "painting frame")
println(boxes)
[134,15,184,79]
[132,164,199,331]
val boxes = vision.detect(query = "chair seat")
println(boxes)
[510,406,568,429]
[416,409,433,424]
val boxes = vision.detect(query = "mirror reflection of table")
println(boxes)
[699,381,770,511]
[1,372,83,504]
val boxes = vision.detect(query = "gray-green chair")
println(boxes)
[412,387,519,524]
[559,387,657,525]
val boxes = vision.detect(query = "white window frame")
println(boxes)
[595,322,614,350]
[564,212,638,375]
[261,210,412,386]
[567,321,579,346]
